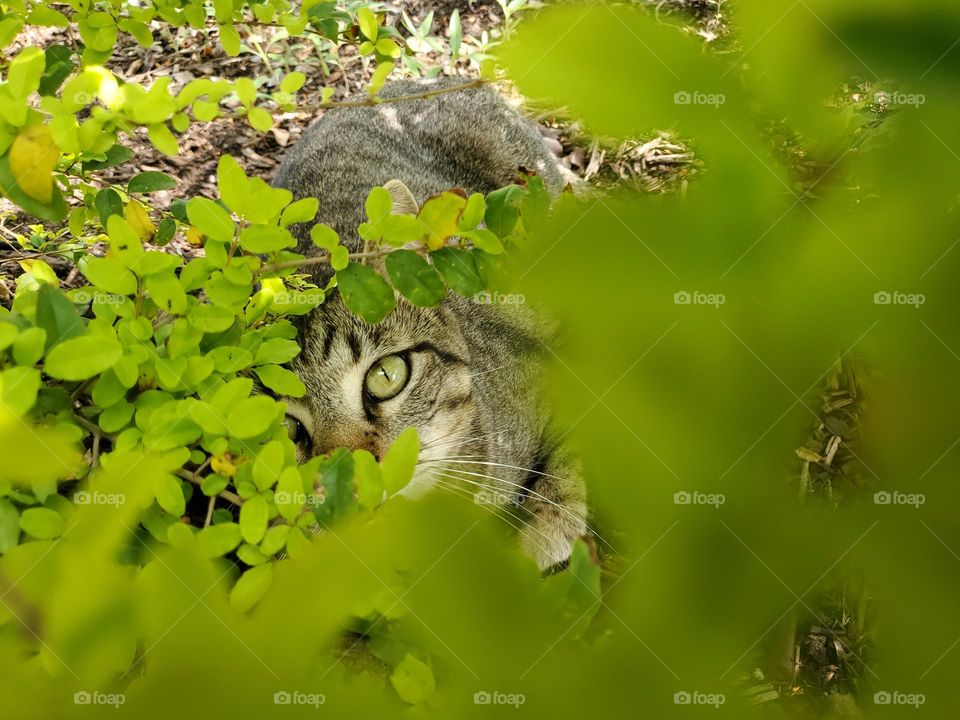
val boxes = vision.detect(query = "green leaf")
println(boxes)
[279,197,318,226]
[13,328,47,366]
[187,304,235,333]
[463,228,504,255]
[106,215,145,267]
[357,7,378,41]
[247,107,273,132]
[217,155,248,213]
[155,474,186,516]
[280,71,306,94]
[227,395,278,439]
[196,522,243,558]
[522,173,551,230]
[253,338,300,365]
[484,185,525,236]
[0,499,19,552]
[253,365,306,397]
[330,246,349,271]
[146,272,188,314]
[239,493,268,543]
[238,225,294,253]
[35,284,84,349]
[129,171,177,193]
[310,224,339,250]
[353,449,384,510]
[381,215,426,247]
[147,123,179,156]
[448,9,462,57]
[385,250,445,307]
[8,47,45,98]
[430,247,484,297]
[26,7,69,27]
[459,192,486,230]
[390,653,436,704]
[200,473,229,497]
[84,145,134,172]
[187,197,235,243]
[99,399,133,433]
[253,441,284,491]
[155,218,176,246]
[336,263,396,324]
[312,449,355,528]
[44,335,122,380]
[260,524,289,555]
[220,24,241,56]
[213,0,233,23]
[19,507,64,540]
[368,62,393,97]
[132,78,176,124]
[0,323,18,352]
[230,564,273,612]
[95,187,124,227]
[0,366,41,416]
[79,256,137,295]
[275,467,304,522]
[381,427,419,495]
[38,45,75,96]
[375,38,401,58]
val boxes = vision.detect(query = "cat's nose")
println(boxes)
[312,426,381,460]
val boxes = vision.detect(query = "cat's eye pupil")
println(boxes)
[365,354,409,401]
[283,415,306,444]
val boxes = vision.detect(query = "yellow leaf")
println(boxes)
[186,226,204,246]
[124,199,155,242]
[10,125,59,203]
[211,453,237,477]
[417,191,467,251]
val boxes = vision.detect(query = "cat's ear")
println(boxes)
[384,179,419,216]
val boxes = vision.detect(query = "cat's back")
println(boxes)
[273,78,562,251]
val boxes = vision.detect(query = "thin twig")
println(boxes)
[203,495,216,528]
[261,248,400,274]
[176,469,244,506]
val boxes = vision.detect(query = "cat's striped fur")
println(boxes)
[272,78,586,569]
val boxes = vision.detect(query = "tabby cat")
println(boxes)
[272,78,586,570]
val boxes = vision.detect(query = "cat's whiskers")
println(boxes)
[427,471,555,560]
[428,469,567,553]
[422,459,612,551]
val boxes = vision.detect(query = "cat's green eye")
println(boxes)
[365,354,409,401]
[283,415,307,444]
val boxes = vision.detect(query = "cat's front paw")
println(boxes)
[519,497,587,572]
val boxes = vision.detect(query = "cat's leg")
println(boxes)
[518,441,588,572]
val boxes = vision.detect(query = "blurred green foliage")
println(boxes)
[1,0,960,718]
